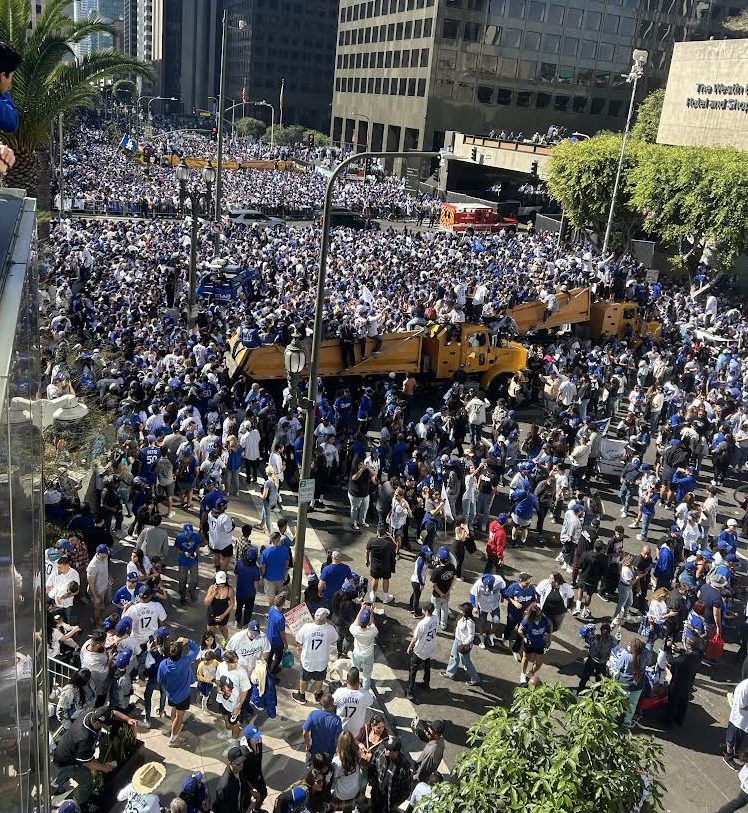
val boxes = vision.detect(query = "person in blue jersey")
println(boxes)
[175,522,201,604]
[516,604,551,685]
[502,571,539,656]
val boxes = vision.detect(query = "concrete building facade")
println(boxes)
[331,0,747,161]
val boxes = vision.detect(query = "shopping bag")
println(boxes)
[705,631,724,660]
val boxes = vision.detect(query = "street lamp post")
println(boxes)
[601,49,648,257]
[253,101,275,151]
[176,160,217,324]
[147,95,178,125]
[288,149,438,607]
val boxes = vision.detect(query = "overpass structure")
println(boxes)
[443,131,554,179]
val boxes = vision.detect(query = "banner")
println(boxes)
[441,482,454,522]
[360,284,375,305]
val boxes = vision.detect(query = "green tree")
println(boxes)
[419,681,665,813]
[304,128,331,147]
[631,89,665,144]
[235,116,266,139]
[0,0,152,194]
[261,124,305,146]
[629,143,748,274]
[545,134,643,249]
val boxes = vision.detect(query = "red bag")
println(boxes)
[706,632,724,660]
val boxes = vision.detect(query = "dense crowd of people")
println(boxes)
[32,112,748,813]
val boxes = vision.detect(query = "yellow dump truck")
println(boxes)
[589,301,661,342]
[226,288,655,396]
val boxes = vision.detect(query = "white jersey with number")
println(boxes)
[411,615,439,660]
[332,686,374,733]
[208,512,234,551]
[296,622,339,672]
[226,630,271,678]
[122,601,167,647]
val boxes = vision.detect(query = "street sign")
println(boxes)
[298,478,315,503]
[285,602,313,637]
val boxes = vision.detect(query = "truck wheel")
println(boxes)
[488,374,512,403]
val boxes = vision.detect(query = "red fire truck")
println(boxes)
[439,202,518,233]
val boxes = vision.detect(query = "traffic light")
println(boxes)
[471,146,477,161]
[308,132,315,147]
[530,160,539,176]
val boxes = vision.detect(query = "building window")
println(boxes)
[496,87,512,105]
[354,77,361,92]
[590,97,606,115]
[594,71,610,88]
[477,85,493,103]
[385,50,392,66]
[597,42,614,61]
[517,90,532,106]
[501,27,521,47]
[417,78,426,95]
[508,0,525,18]
[407,78,416,95]
[402,49,410,66]
[561,37,578,57]
[576,67,593,85]
[608,99,623,116]
[336,55,342,68]
[572,96,587,112]
[399,78,407,94]
[377,51,384,67]
[363,52,370,68]
[519,59,536,79]
[547,4,564,24]
[355,52,362,68]
[524,31,540,50]
[464,22,481,41]
[500,57,518,77]
[335,77,341,90]
[586,10,601,29]
[527,1,545,22]
[602,14,619,34]
[391,79,399,94]
[372,26,379,41]
[375,77,382,92]
[580,40,596,59]
[424,18,433,37]
[566,6,583,26]
[420,48,429,66]
[483,24,500,45]
[387,23,394,39]
[383,78,390,93]
[557,65,574,83]
[443,19,459,39]
[379,24,385,39]
[393,50,401,67]
[414,19,422,37]
[405,20,413,37]
[554,94,569,111]
[620,16,635,36]
[541,34,559,53]
[396,22,403,39]
[539,61,556,81]
[536,92,551,108]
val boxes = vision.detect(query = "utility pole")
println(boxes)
[214,9,228,253]
[58,113,64,217]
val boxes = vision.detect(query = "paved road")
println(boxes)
[77,391,745,813]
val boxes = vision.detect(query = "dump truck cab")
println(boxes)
[421,324,528,398]
[589,301,661,343]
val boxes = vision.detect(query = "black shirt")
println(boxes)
[431,562,456,596]
[366,536,396,577]
[82,526,114,558]
[698,583,722,623]
[542,587,567,616]
[53,714,99,766]
[213,766,246,813]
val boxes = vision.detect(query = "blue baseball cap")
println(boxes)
[181,772,204,796]
[243,724,262,742]
[726,554,738,563]
[114,648,132,669]
[247,620,260,633]
[482,574,495,589]
[96,544,110,555]
[359,609,372,626]
[669,525,682,534]
[683,561,696,571]
[497,512,508,523]
[419,545,432,556]
[115,618,132,635]
[437,546,450,562]
[155,626,170,639]
[183,523,194,533]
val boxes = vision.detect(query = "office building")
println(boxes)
[221,0,339,132]
[0,191,48,813]
[331,0,745,160]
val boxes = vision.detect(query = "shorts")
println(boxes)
[581,583,597,597]
[170,695,191,711]
[301,667,327,682]
[548,612,566,633]
[220,706,241,725]
[511,513,531,528]
[523,644,545,656]
[478,610,500,624]
[370,569,392,581]
[159,483,175,497]
[209,543,233,559]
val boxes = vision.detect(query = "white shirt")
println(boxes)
[226,630,271,678]
[122,601,167,647]
[116,785,161,813]
[332,685,374,732]
[349,622,378,659]
[240,429,261,460]
[536,578,574,610]
[208,512,234,551]
[454,616,476,647]
[296,622,338,672]
[48,569,79,608]
[411,614,439,660]
[215,662,251,712]
[730,678,748,732]
[469,577,505,612]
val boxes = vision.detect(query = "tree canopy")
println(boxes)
[235,116,266,139]
[630,89,665,144]
[419,680,665,813]
[259,124,331,147]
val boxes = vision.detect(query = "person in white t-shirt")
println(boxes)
[332,667,374,733]
[47,557,80,622]
[226,619,271,679]
[115,760,166,813]
[207,499,235,572]
[215,651,251,740]
[349,607,378,690]
[405,602,438,700]
[122,587,168,661]
[293,607,338,705]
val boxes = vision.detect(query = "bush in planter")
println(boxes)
[92,724,139,793]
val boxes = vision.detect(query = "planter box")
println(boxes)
[97,739,145,810]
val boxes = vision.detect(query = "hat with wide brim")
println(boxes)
[131,761,167,794]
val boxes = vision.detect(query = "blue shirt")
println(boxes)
[260,544,290,582]
[319,562,353,600]
[235,559,261,600]
[112,582,143,607]
[267,605,286,647]
[504,582,538,616]
[200,488,224,517]
[520,616,550,649]
[302,708,342,754]
[175,530,201,567]
[157,639,199,703]
[0,92,19,134]
[717,529,738,555]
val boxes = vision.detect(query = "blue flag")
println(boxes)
[118,134,138,153]
[471,236,485,253]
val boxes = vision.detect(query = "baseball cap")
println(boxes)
[291,787,308,805]
[669,525,682,534]
[183,523,194,533]
[227,745,247,765]
[342,580,357,593]
[728,519,738,527]
[56,539,73,552]
[114,648,132,669]
[518,571,532,581]
[215,571,227,584]
[155,626,170,639]
[243,724,262,742]
[429,719,445,735]
[726,553,738,562]
[96,544,110,555]
[57,801,81,813]
[359,609,372,626]
[419,545,432,556]
[497,512,508,523]
[385,735,402,752]
[437,546,450,562]
[247,619,260,633]
[219,674,234,690]
[683,561,696,571]
[47,549,63,563]
[314,607,330,621]
[115,618,132,635]
[482,574,495,589]
[718,541,730,551]
[181,772,204,796]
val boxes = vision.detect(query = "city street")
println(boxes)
[96,393,747,813]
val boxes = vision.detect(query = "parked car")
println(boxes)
[228,209,286,228]
[322,208,380,230]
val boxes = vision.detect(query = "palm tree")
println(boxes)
[0,0,153,196]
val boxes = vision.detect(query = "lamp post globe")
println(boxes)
[175,161,189,184]
[202,165,216,185]
[284,332,307,375]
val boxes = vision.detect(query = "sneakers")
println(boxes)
[636,533,644,542]
[724,755,741,771]
[628,522,639,528]
[368,591,377,603]
[555,552,564,563]
[571,607,581,616]
[619,509,627,517]
[381,593,394,604]
[292,691,307,705]
[519,674,528,685]
[439,671,455,680]
[200,695,208,711]
[581,608,591,619]
[352,522,360,531]
[361,522,369,528]
[513,652,521,662]
[489,634,496,647]
[467,679,481,686]
[478,640,486,649]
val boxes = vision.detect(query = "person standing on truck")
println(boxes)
[339,318,356,369]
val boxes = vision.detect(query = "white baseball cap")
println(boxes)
[215,571,227,584]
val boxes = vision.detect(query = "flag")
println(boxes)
[360,284,374,305]
[241,86,247,104]
[441,482,454,522]
[471,236,485,253]
[592,417,611,437]
[118,134,138,153]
